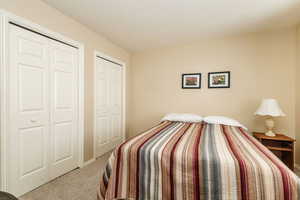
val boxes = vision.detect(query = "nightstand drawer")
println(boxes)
[261,140,293,151]
[266,146,292,152]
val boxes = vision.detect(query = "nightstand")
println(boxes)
[253,132,295,171]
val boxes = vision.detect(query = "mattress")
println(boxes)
[98,121,300,200]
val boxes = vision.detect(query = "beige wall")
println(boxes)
[296,26,300,163]
[130,29,297,150]
[0,0,131,162]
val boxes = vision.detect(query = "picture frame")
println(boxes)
[208,71,230,88]
[182,73,201,89]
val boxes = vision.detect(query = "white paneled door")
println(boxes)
[49,40,79,180]
[95,56,123,157]
[8,23,50,197]
[8,24,79,196]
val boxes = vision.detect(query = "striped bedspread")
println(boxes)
[98,121,300,200]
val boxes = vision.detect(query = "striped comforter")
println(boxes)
[98,121,300,200]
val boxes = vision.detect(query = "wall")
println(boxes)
[0,0,131,162]
[130,29,297,147]
[296,26,300,164]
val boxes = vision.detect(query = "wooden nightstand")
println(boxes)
[253,132,295,171]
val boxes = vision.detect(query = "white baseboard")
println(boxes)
[82,158,96,168]
[294,164,300,171]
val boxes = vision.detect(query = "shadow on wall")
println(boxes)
[235,1,300,34]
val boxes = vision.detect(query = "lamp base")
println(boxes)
[265,118,276,137]
[265,130,276,137]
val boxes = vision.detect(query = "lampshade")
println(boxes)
[254,99,285,117]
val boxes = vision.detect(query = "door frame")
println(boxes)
[93,51,126,159]
[0,10,85,191]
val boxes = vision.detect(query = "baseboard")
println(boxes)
[295,164,300,171]
[82,158,96,167]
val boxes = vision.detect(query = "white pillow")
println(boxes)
[203,116,248,130]
[161,113,203,123]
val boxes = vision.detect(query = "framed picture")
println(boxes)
[208,71,230,88]
[182,73,201,89]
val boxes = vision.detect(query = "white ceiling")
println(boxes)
[42,0,300,52]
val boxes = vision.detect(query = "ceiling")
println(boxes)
[42,0,300,52]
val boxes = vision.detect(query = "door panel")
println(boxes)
[19,127,45,177]
[96,117,109,145]
[55,71,73,108]
[49,41,79,180]
[18,37,44,58]
[111,115,122,140]
[110,66,122,114]
[54,123,73,163]
[19,64,44,111]
[8,24,49,196]
[95,57,123,158]
[17,37,46,67]
[96,59,109,114]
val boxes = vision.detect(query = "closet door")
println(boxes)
[95,57,123,157]
[8,24,50,196]
[49,41,79,180]
[8,24,80,196]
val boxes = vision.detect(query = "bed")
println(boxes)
[98,120,300,200]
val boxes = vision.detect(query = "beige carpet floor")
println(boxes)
[20,152,111,200]
[19,151,300,200]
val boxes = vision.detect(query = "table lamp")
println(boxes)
[254,99,285,137]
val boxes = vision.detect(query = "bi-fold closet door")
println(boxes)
[95,56,123,157]
[8,24,79,196]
